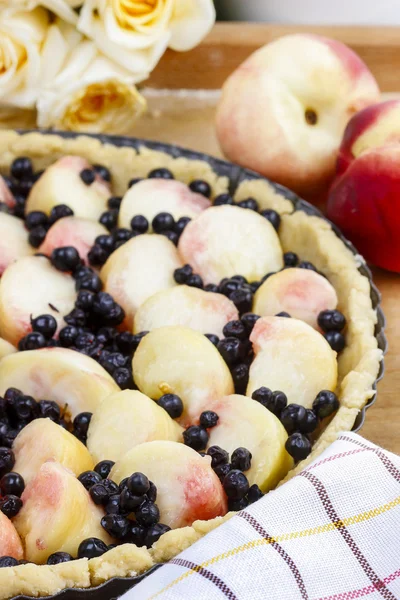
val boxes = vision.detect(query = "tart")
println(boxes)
[0,130,383,600]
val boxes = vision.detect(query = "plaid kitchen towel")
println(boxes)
[125,433,400,599]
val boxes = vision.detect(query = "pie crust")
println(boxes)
[0,130,383,599]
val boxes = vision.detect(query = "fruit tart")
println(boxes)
[0,130,384,599]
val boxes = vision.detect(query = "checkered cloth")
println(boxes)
[125,433,400,600]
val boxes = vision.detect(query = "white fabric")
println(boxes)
[125,433,400,599]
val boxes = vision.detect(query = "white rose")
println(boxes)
[78,0,216,75]
[0,8,49,109]
[0,0,80,23]
[37,28,147,134]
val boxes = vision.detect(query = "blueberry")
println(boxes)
[108,196,122,210]
[318,310,347,332]
[99,209,118,231]
[78,470,102,491]
[47,552,73,565]
[207,446,229,468]
[130,214,149,234]
[228,497,249,511]
[158,394,184,419]
[144,523,171,548]
[186,274,203,289]
[120,488,144,512]
[90,483,111,505]
[93,164,111,182]
[174,264,193,284]
[135,501,160,526]
[88,245,108,267]
[127,472,150,496]
[20,332,47,351]
[105,494,123,515]
[260,209,281,231]
[28,226,47,248]
[147,481,157,503]
[250,281,260,293]
[101,514,130,539]
[231,448,252,472]
[189,180,211,198]
[247,484,264,504]
[80,169,95,185]
[324,331,345,352]
[11,157,33,180]
[223,470,249,500]
[128,177,142,188]
[30,314,57,339]
[148,168,174,180]
[213,193,234,206]
[152,212,175,233]
[96,234,115,251]
[75,332,96,350]
[112,228,133,243]
[276,312,291,318]
[94,460,115,480]
[78,538,108,559]
[0,494,22,517]
[125,522,146,546]
[114,332,136,353]
[313,390,339,420]
[205,333,219,346]
[13,395,37,422]
[38,400,61,422]
[0,472,24,497]
[25,211,48,231]
[59,325,79,347]
[73,413,92,436]
[240,313,260,333]
[51,246,81,272]
[204,283,219,293]
[113,368,134,389]
[75,272,102,293]
[298,261,317,271]
[217,337,243,366]
[231,363,249,395]
[92,292,115,316]
[285,433,312,461]
[251,388,275,410]
[174,216,191,235]
[283,252,298,267]
[183,426,209,451]
[280,404,307,434]
[161,230,179,245]
[301,409,318,434]
[75,290,95,311]
[229,289,253,314]
[214,463,231,481]
[0,556,19,568]
[237,197,259,211]
[49,204,74,224]
[222,320,247,340]
[199,411,219,428]
[64,308,87,328]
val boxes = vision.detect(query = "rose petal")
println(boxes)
[169,0,216,52]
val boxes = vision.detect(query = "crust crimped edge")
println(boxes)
[0,131,382,599]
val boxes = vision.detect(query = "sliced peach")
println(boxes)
[253,268,338,329]
[0,175,16,209]
[101,234,183,330]
[111,441,227,529]
[132,326,234,427]
[13,418,94,485]
[14,461,113,564]
[25,156,111,221]
[39,216,108,265]
[118,179,211,231]
[0,212,33,276]
[87,390,183,464]
[0,512,23,560]
[0,256,76,346]
[207,395,292,491]
[178,205,284,284]
[133,285,239,337]
[0,348,119,419]
[247,316,337,408]
[0,338,17,361]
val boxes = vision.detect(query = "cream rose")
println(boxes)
[78,0,215,75]
[0,0,80,23]
[37,27,147,134]
[0,8,49,109]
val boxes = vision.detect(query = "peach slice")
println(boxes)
[253,268,338,329]
[13,418,94,485]
[0,512,23,560]
[25,156,111,220]
[101,234,183,330]
[14,461,113,564]
[0,256,76,346]
[39,216,108,265]
[87,390,183,464]
[0,338,17,361]
[247,316,337,408]
[111,441,227,529]
[132,326,234,427]
[0,176,16,209]
[133,285,239,337]
[207,395,292,491]
[0,212,33,276]
[0,348,119,419]
[178,205,284,284]
[118,179,211,231]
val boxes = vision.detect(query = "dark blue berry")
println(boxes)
[260,209,280,231]
[128,178,142,188]
[231,363,249,394]
[99,210,118,231]
[229,289,253,314]
[189,180,211,198]
[247,484,264,504]
[113,368,134,389]
[101,514,130,539]
[94,460,115,480]
[223,470,249,500]
[148,168,174,180]
[174,216,191,235]
[38,400,60,422]
[59,325,79,347]
[89,483,110,505]
[199,411,219,428]
[25,211,48,230]
[0,556,19,568]
[0,495,22,517]
[213,193,233,206]
[186,273,203,289]
[51,246,81,272]
[284,252,298,267]
[93,164,111,182]
[20,332,47,351]
[318,310,347,332]
[207,446,229,468]
[80,169,95,185]
[11,157,33,180]
[237,197,258,211]
[0,472,24,497]
[78,470,102,491]
[214,463,231,481]
[152,212,175,233]
[298,261,317,271]
[78,538,108,559]
[88,245,108,266]
[285,433,312,461]
[0,447,15,477]
[135,501,160,526]
[312,391,339,420]
[204,283,219,293]
[73,413,92,436]
[205,333,219,346]
[108,196,122,209]
[144,523,171,548]
[280,404,307,434]
[31,314,57,339]
[222,320,247,340]
[240,313,260,333]
[47,552,73,565]
[174,264,193,284]
[183,426,209,451]
[130,215,148,233]
[120,488,144,512]
[49,204,74,225]
[127,472,150,496]
[231,448,252,472]
[324,331,345,352]
[228,497,249,511]
[158,394,183,419]
[217,337,243,366]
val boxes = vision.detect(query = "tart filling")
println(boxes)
[0,131,382,600]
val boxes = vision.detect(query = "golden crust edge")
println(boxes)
[0,130,383,597]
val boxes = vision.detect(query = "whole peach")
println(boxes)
[216,34,380,203]
[327,100,400,272]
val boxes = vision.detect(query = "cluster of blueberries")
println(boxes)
[0,157,43,221]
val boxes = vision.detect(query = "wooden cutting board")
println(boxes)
[141,24,399,454]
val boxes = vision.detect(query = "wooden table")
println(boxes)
[139,24,400,454]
